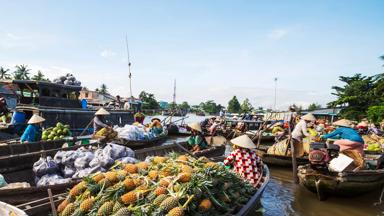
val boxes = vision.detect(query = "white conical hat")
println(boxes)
[301,113,316,121]
[333,119,352,128]
[230,135,256,149]
[95,108,110,116]
[188,122,202,132]
[28,114,45,124]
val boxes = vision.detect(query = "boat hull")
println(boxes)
[257,150,309,167]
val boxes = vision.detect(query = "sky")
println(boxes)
[0,0,383,110]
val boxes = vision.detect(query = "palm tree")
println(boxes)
[99,84,108,94]
[32,70,49,81]
[0,67,11,80]
[14,64,31,80]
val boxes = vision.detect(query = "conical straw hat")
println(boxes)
[301,113,316,121]
[357,121,368,127]
[230,135,256,149]
[28,114,45,124]
[333,119,352,128]
[188,122,202,132]
[95,108,110,116]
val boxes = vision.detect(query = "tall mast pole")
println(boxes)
[125,35,132,98]
[173,79,176,108]
[274,77,278,111]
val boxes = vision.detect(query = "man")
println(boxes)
[0,96,10,123]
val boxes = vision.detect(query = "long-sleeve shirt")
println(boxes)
[20,124,39,142]
[322,127,364,143]
[187,134,208,149]
[292,120,310,141]
[93,116,108,132]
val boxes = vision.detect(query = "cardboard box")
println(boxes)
[328,154,356,172]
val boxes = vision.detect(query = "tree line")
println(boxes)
[0,65,49,81]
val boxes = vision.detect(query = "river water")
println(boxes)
[145,114,384,216]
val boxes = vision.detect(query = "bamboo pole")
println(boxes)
[288,123,299,184]
[48,189,58,216]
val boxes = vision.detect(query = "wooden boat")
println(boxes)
[166,124,191,136]
[256,149,309,167]
[298,164,384,200]
[113,133,168,150]
[0,136,97,174]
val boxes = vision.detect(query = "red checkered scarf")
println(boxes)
[224,148,263,185]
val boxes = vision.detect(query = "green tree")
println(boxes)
[139,91,159,109]
[240,98,253,113]
[32,70,50,82]
[0,67,11,80]
[98,84,108,94]
[227,96,241,113]
[14,64,31,80]
[200,100,221,114]
[367,106,384,124]
[178,101,190,111]
[307,103,322,111]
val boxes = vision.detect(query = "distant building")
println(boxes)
[0,81,18,109]
[79,89,116,107]
[301,108,343,123]
[159,101,169,110]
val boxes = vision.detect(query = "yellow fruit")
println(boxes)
[136,161,149,170]
[153,156,168,164]
[80,198,94,213]
[198,199,212,212]
[57,199,69,213]
[98,178,112,188]
[121,191,137,205]
[159,178,170,187]
[153,194,168,206]
[69,181,86,197]
[105,171,118,183]
[154,187,167,196]
[204,162,219,169]
[148,170,158,180]
[160,167,172,177]
[92,173,105,183]
[178,172,191,183]
[167,206,185,216]
[181,165,194,174]
[160,196,179,212]
[117,170,128,180]
[177,155,189,162]
[61,203,76,216]
[124,164,138,174]
[112,201,124,213]
[123,178,136,191]
[97,201,114,216]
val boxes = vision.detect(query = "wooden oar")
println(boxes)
[173,141,198,159]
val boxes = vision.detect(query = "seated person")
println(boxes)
[187,122,208,152]
[21,114,45,143]
[149,118,163,136]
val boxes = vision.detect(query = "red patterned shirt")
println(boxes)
[224,148,263,185]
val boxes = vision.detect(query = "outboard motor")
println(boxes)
[308,142,340,170]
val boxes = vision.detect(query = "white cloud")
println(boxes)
[100,49,117,58]
[267,29,289,40]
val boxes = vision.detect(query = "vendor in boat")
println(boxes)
[20,114,45,143]
[0,96,10,123]
[149,118,163,136]
[187,122,208,152]
[292,113,316,142]
[93,108,110,134]
[134,112,145,125]
[321,119,365,156]
[224,135,263,186]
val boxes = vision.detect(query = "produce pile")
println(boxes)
[57,153,257,216]
[53,73,82,86]
[42,122,71,141]
[95,128,118,142]
[114,124,164,141]
[363,134,384,152]
[33,144,136,187]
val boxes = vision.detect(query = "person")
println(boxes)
[149,118,163,136]
[367,123,383,136]
[93,108,110,134]
[321,119,365,156]
[271,122,285,140]
[285,106,298,129]
[20,114,45,143]
[224,135,263,186]
[292,113,316,143]
[0,96,10,123]
[186,122,208,152]
[134,112,145,125]
[115,95,122,109]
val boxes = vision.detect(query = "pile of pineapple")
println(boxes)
[57,153,257,216]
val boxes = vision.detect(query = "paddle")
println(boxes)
[173,141,198,159]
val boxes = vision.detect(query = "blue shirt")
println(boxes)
[323,127,364,143]
[20,124,39,142]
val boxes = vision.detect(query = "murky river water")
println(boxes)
[146,114,384,216]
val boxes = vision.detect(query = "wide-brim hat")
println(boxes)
[333,119,352,128]
[28,114,45,124]
[230,135,256,149]
[151,118,161,122]
[188,122,202,132]
[273,121,283,127]
[95,108,110,116]
[301,113,316,122]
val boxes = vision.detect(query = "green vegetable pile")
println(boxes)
[42,122,71,141]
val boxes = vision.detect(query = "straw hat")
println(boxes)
[357,121,368,128]
[95,108,110,116]
[301,113,316,122]
[230,135,256,149]
[151,118,161,122]
[188,122,202,132]
[333,119,352,128]
[273,121,283,127]
[28,114,45,124]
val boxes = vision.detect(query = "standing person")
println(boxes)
[115,95,122,109]
[321,119,365,156]
[224,135,263,186]
[186,122,208,152]
[20,114,45,143]
[291,113,316,156]
[0,96,10,123]
[93,108,110,134]
[285,106,298,130]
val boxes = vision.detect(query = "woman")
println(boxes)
[134,112,145,125]
[224,135,263,186]
[149,118,163,136]
[20,114,45,143]
[321,119,365,156]
[186,122,208,152]
[93,108,110,134]
[291,113,316,157]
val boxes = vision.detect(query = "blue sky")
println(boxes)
[0,0,383,109]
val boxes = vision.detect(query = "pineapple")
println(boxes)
[92,173,105,183]
[57,199,69,213]
[136,161,149,170]
[154,186,167,196]
[153,194,168,206]
[79,197,94,213]
[198,198,212,212]
[98,178,112,188]
[160,196,179,212]
[60,203,76,216]
[69,181,86,198]
[105,171,118,183]
[180,165,193,174]
[117,170,128,180]
[177,172,191,183]
[167,207,185,216]
[148,170,158,180]
[120,191,137,205]
[177,155,189,162]
[97,201,114,216]
[153,156,168,164]
[113,207,131,216]
[159,178,170,187]
[124,164,138,174]
[204,162,219,169]
[160,167,172,177]
[123,178,136,191]
[112,201,124,213]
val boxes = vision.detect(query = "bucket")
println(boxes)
[11,111,26,125]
